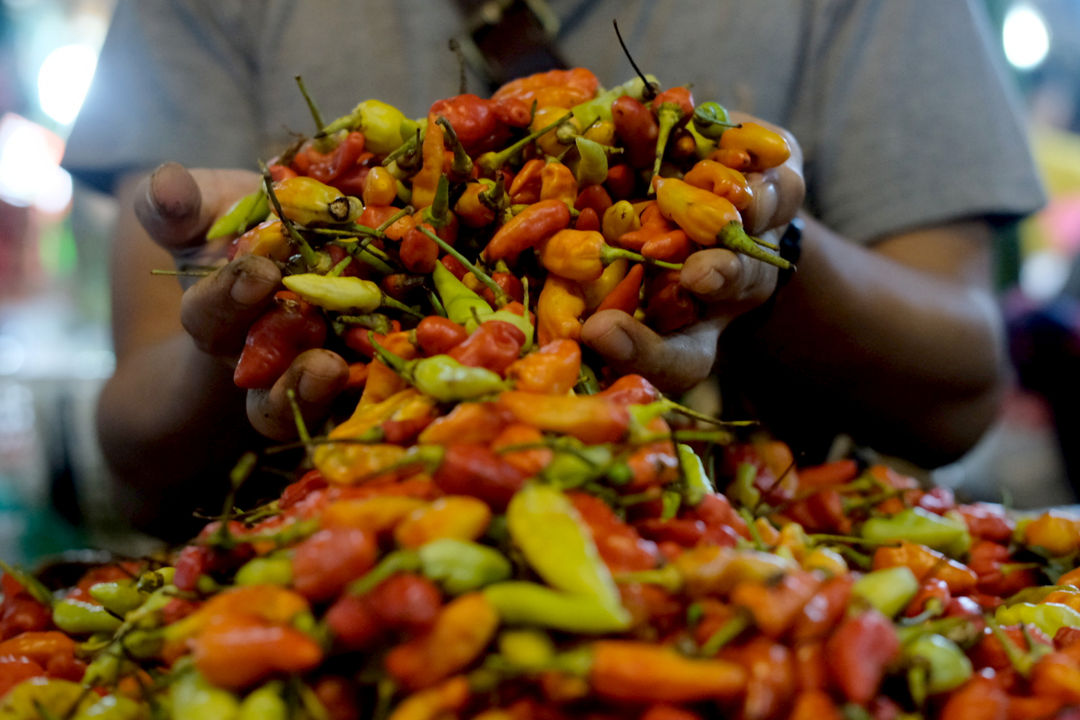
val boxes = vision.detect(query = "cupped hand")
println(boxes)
[582,113,804,394]
[134,162,348,440]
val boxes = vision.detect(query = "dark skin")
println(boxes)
[97,114,1005,538]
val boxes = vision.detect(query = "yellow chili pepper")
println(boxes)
[536,275,586,345]
[271,175,361,226]
[601,200,641,245]
[394,496,492,548]
[540,160,579,208]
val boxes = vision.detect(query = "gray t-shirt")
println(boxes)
[63,0,1045,244]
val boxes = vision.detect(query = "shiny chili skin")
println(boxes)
[415,316,469,356]
[432,444,528,510]
[448,320,527,375]
[234,291,328,389]
[484,198,572,263]
[612,95,660,169]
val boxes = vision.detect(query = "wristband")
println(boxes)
[775,216,803,291]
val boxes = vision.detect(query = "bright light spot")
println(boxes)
[37,44,98,126]
[1003,3,1050,71]
[1020,250,1069,302]
[0,337,25,376]
[0,113,71,213]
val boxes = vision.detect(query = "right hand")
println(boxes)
[134,162,349,440]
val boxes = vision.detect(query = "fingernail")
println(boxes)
[230,267,275,306]
[602,325,634,362]
[148,162,197,219]
[683,265,723,296]
[298,370,333,403]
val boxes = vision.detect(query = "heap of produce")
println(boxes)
[5,65,1080,720]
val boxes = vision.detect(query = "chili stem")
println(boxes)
[417,225,509,306]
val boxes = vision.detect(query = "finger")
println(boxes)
[247,349,350,441]
[680,247,777,305]
[134,162,212,252]
[581,310,719,394]
[180,254,282,358]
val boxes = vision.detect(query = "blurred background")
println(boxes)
[2,0,1080,565]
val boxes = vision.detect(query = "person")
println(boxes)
[62,0,1044,539]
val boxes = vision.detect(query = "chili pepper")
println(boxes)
[861,506,972,556]
[905,577,952,618]
[168,666,243,718]
[235,554,293,587]
[789,690,843,720]
[87,580,146,616]
[682,158,753,211]
[493,67,599,109]
[791,574,854,642]
[995,603,1080,639]
[447,320,526,376]
[508,482,624,608]
[825,608,900,704]
[649,86,694,182]
[587,640,746,702]
[398,224,439,274]
[718,636,794,720]
[539,439,614,490]
[568,491,659,573]
[394,496,492,548]
[574,205,601,232]
[499,391,629,445]
[1030,651,1080,704]
[294,130,366,184]
[643,269,700,334]
[718,121,791,172]
[291,526,377,601]
[575,184,614,223]
[536,275,586,345]
[416,538,513,595]
[0,656,44,697]
[385,592,499,690]
[691,101,734,140]
[268,162,297,181]
[208,188,269,240]
[480,271,525,307]
[969,539,1040,597]
[476,110,574,176]
[871,540,978,593]
[539,228,657,283]
[234,291,327,389]
[410,121,445,210]
[371,334,509,401]
[483,582,632,633]
[572,136,609,187]
[508,157,545,205]
[598,373,661,406]
[600,199,641,245]
[432,260,492,328]
[455,180,498,228]
[731,569,820,638]
[955,502,1015,543]
[428,94,499,155]
[605,162,636,199]
[387,675,471,720]
[938,673,1009,720]
[539,160,579,208]
[415,316,468,356]
[654,176,789,268]
[271,175,362,226]
[51,599,122,635]
[484,198,572,264]
[192,614,323,690]
[432,444,527,510]
[281,273,395,314]
[237,681,289,720]
[581,258,627,311]
[361,165,397,207]
[360,204,415,240]
[418,401,509,445]
[851,565,920,617]
[904,633,973,702]
[321,496,427,536]
[505,338,581,395]
[321,98,414,154]
[570,74,654,128]
[613,95,661,169]
[1024,511,1080,556]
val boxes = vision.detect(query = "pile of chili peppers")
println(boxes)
[6,67,1080,720]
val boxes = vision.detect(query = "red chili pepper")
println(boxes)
[956,503,1015,543]
[448,320,526,376]
[613,95,660,169]
[783,488,851,535]
[0,577,50,641]
[508,157,545,205]
[484,198,571,263]
[0,655,45,696]
[968,539,1040,597]
[343,324,407,361]
[575,184,613,219]
[172,545,212,592]
[595,262,645,315]
[490,95,532,128]
[429,94,502,155]
[279,470,328,510]
[480,272,525,307]
[597,374,661,406]
[575,206,601,232]
[432,444,528,510]
[291,131,366,186]
[234,291,328,390]
[268,163,297,182]
[568,491,660,573]
[326,593,382,651]
[825,608,900,704]
[400,225,440,274]
[938,673,1009,720]
[795,459,859,490]
[291,527,377,602]
[605,163,637,199]
[415,316,469,356]
[643,269,699,334]
[359,205,414,241]
[718,637,794,720]
[793,644,830,693]
[903,577,952,617]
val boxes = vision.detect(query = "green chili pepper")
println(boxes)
[170,666,241,720]
[237,681,288,720]
[904,633,972,703]
[74,693,145,720]
[497,629,556,670]
[483,581,631,633]
[994,601,1080,639]
[53,599,124,635]
[206,188,268,240]
[728,461,761,510]
[860,507,972,557]
[88,581,147,616]
[417,538,512,594]
[540,440,613,489]
[677,443,714,507]
[136,567,175,593]
[235,553,294,587]
[433,260,493,329]
[348,550,422,596]
[506,482,622,609]
[851,566,919,618]
[370,335,509,402]
[692,101,736,140]
[574,136,609,187]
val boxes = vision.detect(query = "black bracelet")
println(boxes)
[775,216,803,290]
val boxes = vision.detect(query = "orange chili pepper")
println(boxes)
[484,198,571,264]
[582,257,629,311]
[718,637,794,720]
[454,180,497,228]
[394,495,492,548]
[362,165,398,206]
[539,229,645,282]
[536,275,586,345]
[824,608,899,704]
[588,640,746,703]
[682,159,753,211]
[192,615,323,690]
[490,423,552,478]
[321,495,427,535]
[411,119,445,209]
[418,401,510,445]
[229,219,292,262]
[497,391,629,445]
[386,675,471,720]
[871,540,978,593]
[718,121,791,172]
[731,569,821,638]
[385,592,499,690]
[1024,511,1080,556]
[938,673,1009,720]
[508,157,545,205]
[596,262,645,315]
[540,161,578,208]
[789,690,844,720]
[505,338,581,395]
[493,67,598,108]
[359,204,415,240]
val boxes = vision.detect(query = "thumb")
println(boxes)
[133,162,212,252]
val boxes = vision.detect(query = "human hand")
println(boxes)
[134,162,349,440]
[582,113,805,394]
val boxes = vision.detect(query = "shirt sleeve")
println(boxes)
[61,0,262,193]
[789,0,1046,243]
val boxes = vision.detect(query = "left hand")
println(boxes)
[581,112,805,394]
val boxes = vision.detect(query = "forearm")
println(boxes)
[725,216,1007,466]
[96,333,260,538]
